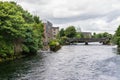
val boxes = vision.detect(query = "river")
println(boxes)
[0,42,120,80]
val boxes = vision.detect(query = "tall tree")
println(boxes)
[113,25,120,47]
[0,1,27,55]
[0,1,44,57]
[59,28,65,37]
[65,26,76,38]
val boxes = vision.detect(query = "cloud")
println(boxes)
[2,0,120,33]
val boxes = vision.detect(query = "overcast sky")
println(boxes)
[2,0,120,33]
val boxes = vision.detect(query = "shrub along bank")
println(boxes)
[49,39,61,52]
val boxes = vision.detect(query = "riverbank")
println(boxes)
[0,44,62,63]
[0,52,38,63]
[0,55,25,63]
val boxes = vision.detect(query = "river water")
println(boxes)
[0,43,120,80]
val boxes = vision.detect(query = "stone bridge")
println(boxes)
[67,38,110,45]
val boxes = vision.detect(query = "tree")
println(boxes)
[76,32,82,38]
[22,15,44,54]
[59,28,65,37]
[65,26,76,38]
[103,32,109,37]
[0,1,44,57]
[92,32,112,39]
[0,1,27,55]
[113,25,120,47]
[92,32,96,38]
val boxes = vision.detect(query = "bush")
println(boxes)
[49,39,61,52]
[0,40,14,58]
[59,36,68,45]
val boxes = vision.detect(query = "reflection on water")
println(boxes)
[112,45,120,55]
[0,42,120,80]
[116,48,120,55]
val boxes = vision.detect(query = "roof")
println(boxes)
[52,27,59,29]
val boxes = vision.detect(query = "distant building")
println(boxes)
[52,27,59,39]
[81,32,92,38]
[43,21,53,45]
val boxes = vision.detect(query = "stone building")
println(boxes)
[43,20,59,44]
[52,27,59,39]
[43,20,53,45]
[81,32,92,38]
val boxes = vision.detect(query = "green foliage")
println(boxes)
[92,33,102,38]
[49,39,60,46]
[113,25,120,47]
[92,32,112,45]
[22,16,44,54]
[0,39,14,58]
[75,32,85,38]
[59,28,65,37]
[92,32,112,39]
[57,26,78,45]
[102,32,112,38]
[0,1,27,41]
[76,32,81,38]
[114,37,120,47]
[59,36,68,45]
[115,26,120,36]
[49,39,61,52]
[0,1,44,58]
[65,26,76,38]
